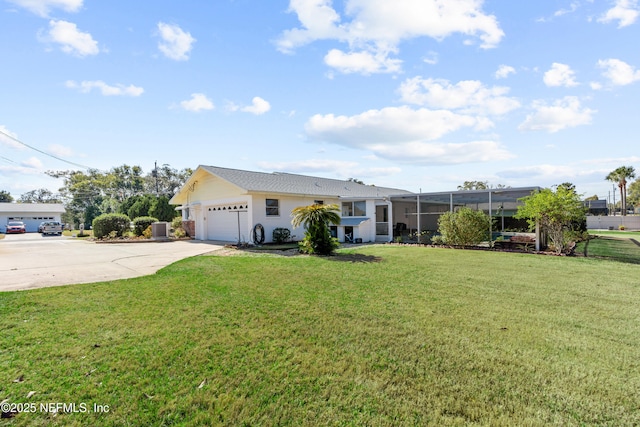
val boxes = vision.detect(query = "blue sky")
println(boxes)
[1,0,639,201]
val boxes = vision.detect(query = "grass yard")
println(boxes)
[1,246,640,426]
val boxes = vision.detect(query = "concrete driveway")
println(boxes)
[0,233,224,292]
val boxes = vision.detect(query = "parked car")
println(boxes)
[6,221,26,234]
[41,221,63,235]
[38,222,46,233]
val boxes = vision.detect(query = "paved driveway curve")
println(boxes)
[0,234,223,292]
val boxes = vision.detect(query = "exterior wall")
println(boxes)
[187,174,245,207]
[1,211,62,233]
[587,215,640,231]
[250,194,343,243]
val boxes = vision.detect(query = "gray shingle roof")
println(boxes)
[200,165,411,198]
[0,203,65,213]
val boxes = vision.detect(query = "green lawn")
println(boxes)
[1,246,639,426]
[577,231,640,264]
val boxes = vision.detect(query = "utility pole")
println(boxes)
[154,161,159,196]
[612,184,616,216]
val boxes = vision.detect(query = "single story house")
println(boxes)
[170,165,540,246]
[169,165,412,243]
[0,203,66,233]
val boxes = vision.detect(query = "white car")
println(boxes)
[41,221,63,235]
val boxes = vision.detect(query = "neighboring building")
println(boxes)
[169,165,412,243]
[0,203,65,233]
[583,199,608,216]
[170,165,539,245]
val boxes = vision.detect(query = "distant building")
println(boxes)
[583,199,608,216]
[0,203,65,233]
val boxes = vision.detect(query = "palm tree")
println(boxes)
[606,166,636,216]
[291,203,341,255]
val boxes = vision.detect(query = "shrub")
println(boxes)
[142,225,153,239]
[298,222,340,255]
[133,216,158,236]
[171,217,183,229]
[92,213,131,239]
[170,217,186,238]
[127,195,154,220]
[272,227,291,244]
[437,207,492,247]
[430,235,445,245]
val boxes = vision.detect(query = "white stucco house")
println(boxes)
[169,165,412,243]
[0,203,65,233]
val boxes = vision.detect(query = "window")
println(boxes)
[342,201,366,217]
[266,199,279,216]
[314,200,324,205]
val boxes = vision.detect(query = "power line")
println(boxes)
[0,129,95,170]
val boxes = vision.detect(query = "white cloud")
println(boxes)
[306,106,482,146]
[65,80,144,96]
[276,0,504,74]
[495,65,516,79]
[423,51,439,65]
[398,77,521,116]
[554,2,580,17]
[21,156,43,169]
[304,106,513,164]
[7,0,82,17]
[0,126,24,150]
[47,143,73,157]
[258,159,403,180]
[598,0,639,28]
[370,140,513,164]
[157,22,196,61]
[238,97,271,115]
[259,159,360,173]
[324,48,402,74]
[543,63,579,87]
[518,96,595,133]
[43,20,99,56]
[597,58,640,85]
[180,93,214,112]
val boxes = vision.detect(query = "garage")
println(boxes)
[206,203,249,242]
[1,203,65,233]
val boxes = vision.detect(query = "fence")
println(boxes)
[586,216,640,230]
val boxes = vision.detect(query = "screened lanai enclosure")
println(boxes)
[387,187,541,249]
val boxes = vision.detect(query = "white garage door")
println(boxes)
[206,203,249,242]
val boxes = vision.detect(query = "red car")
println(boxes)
[6,221,26,234]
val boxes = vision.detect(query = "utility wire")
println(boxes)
[0,128,95,170]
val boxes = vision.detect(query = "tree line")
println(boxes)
[1,164,192,228]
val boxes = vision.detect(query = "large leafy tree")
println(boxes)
[145,164,193,197]
[457,181,509,191]
[457,180,488,190]
[47,164,191,227]
[515,185,586,255]
[627,179,640,212]
[0,190,13,202]
[606,166,636,216]
[149,195,177,222]
[291,204,341,255]
[17,188,62,203]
